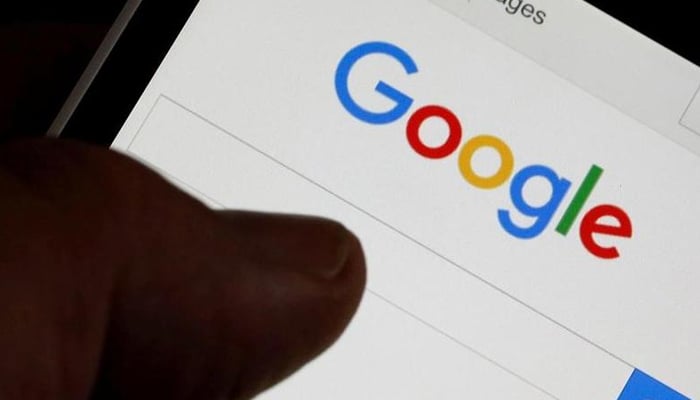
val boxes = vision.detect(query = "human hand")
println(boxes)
[0,139,366,399]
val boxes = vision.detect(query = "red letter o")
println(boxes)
[406,105,463,159]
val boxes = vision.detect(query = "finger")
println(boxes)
[0,139,366,400]
[94,211,366,400]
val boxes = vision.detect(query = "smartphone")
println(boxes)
[51,0,700,398]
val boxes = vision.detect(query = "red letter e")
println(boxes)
[580,205,633,259]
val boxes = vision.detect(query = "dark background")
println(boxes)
[1,1,124,139]
[1,0,696,141]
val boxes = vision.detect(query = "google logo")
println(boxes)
[335,41,633,260]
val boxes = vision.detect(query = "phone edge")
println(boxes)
[46,0,143,138]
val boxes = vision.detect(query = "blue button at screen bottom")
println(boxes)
[618,369,690,400]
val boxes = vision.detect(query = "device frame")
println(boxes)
[56,0,199,145]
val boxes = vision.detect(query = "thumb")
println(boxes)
[94,211,366,400]
[0,139,366,400]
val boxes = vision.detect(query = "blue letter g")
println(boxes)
[335,41,418,125]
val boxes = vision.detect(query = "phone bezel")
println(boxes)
[59,0,199,146]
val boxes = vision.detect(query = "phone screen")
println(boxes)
[110,0,700,398]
